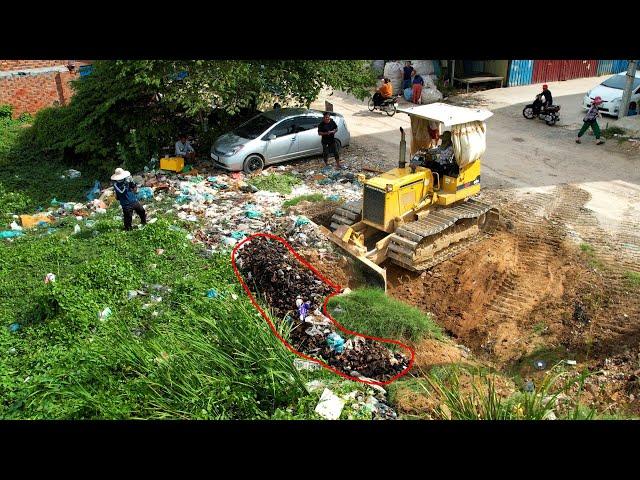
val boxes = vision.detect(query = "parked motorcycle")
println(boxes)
[522,94,561,126]
[368,95,398,116]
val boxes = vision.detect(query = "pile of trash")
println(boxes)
[235,235,409,382]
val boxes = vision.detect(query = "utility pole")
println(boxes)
[618,60,637,119]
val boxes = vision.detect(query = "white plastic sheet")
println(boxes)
[451,121,487,168]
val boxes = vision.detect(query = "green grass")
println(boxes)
[248,173,302,195]
[327,287,443,342]
[624,271,640,288]
[533,322,547,335]
[579,243,605,269]
[0,216,327,419]
[0,114,96,223]
[283,193,325,209]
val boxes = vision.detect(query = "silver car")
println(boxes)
[210,108,350,173]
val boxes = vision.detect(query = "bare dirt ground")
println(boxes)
[305,79,640,416]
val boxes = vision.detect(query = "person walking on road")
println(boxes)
[318,112,343,169]
[111,168,147,231]
[576,96,605,145]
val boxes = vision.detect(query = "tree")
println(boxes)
[19,60,376,173]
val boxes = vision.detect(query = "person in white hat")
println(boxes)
[111,168,147,230]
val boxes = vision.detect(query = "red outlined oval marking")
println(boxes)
[231,232,415,386]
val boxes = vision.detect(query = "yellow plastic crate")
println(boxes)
[160,157,185,172]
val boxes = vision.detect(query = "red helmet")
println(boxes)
[542,84,548,89]
[593,96,603,105]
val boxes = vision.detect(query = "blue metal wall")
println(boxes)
[612,60,630,73]
[598,60,632,75]
[597,60,614,75]
[507,60,534,86]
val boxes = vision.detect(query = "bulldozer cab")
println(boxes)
[397,103,493,204]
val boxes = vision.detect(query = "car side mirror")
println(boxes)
[267,134,276,141]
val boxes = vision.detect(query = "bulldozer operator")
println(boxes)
[410,130,457,177]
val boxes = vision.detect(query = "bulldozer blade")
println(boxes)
[319,225,387,291]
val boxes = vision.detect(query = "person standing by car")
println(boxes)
[175,134,196,161]
[402,61,415,91]
[373,78,393,106]
[111,168,147,231]
[576,96,605,145]
[318,112,342,169]
[412,71,425,104]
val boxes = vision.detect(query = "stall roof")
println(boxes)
[397,102,493,126]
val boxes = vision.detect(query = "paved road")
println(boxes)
[311,76,640,237]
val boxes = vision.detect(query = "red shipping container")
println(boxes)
[532,60,598,84]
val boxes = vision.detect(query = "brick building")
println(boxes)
[0,60,91,118]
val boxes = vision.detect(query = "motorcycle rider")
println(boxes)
[373,78,393,106]
[533,84,553,115]
[540,84,553,106]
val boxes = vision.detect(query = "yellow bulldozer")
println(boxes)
[322,102,500,290]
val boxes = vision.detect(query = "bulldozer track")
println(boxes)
[329,200,362,231]
[481,183,640,354]
[387,199,499,271]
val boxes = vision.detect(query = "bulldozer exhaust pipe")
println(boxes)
[399,127,406,169]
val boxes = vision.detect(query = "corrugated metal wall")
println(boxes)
[597,60,615,76]
[507,60,534,86]
[613,60,630,73]
[532,60,597,83]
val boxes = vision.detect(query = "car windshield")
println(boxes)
[601,75,640,90]
[233,115,276,139]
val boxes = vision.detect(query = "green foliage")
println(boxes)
[580,243,594,253]
[414,364,598,420]
[0,218,319,419]
[601,125,626,139]
[248,173,302,195]
[624,270,640,288]
[327,287,443,341]
[0,104,12,119]
[579,242,605,269]
[282,193,325,208]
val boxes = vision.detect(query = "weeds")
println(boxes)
[327,287,443,342]
[415,364,597,420]
[248,173,302,195]
[579,243,605,269]
[283,193,325,209]
[624,270,640,288]
[601,125,627,140]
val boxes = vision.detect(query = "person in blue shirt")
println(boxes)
[111,168,147,231]
[402,61,415,91]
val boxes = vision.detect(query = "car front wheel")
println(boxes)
[243,154,264,174]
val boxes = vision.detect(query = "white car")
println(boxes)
[583,71,640,116]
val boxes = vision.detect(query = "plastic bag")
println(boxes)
[327,332,345,353]
[86,180,101,201]
[0,230,24,239]
[137,187,154,201]
[403,87,413,101]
